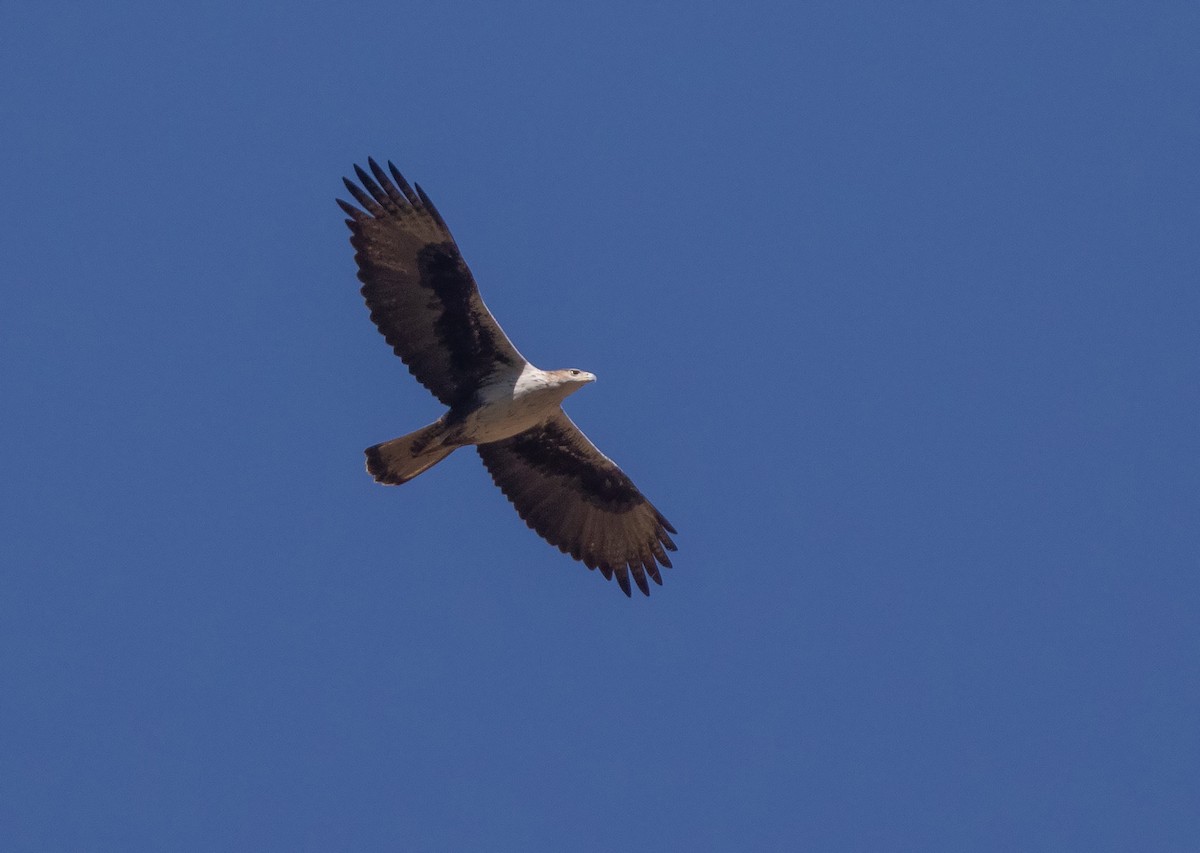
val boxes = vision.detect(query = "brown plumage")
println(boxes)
[339,159,677,596]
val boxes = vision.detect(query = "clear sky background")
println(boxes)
[3,2,1198,850]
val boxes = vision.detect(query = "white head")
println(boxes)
[549,368,596,397]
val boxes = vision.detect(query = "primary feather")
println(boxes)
[339,160,677,596]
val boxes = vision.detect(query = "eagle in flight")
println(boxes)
[338,159,677,596]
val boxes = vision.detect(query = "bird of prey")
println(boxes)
[337,159,677,596]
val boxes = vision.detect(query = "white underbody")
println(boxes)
[448,364,595,445]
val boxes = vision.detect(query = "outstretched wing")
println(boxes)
[338,159,527,408]
[476,410,677,597]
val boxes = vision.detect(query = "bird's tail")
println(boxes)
[365,421,456,485]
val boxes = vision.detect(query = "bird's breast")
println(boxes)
[458,382,562,444]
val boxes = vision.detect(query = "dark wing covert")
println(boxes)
[338,159,526,407]
[477,410,677,596]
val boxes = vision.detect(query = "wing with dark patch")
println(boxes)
[338,159,526,407]
[476,410,677,597]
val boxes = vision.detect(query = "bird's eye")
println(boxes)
[570,370,580,376]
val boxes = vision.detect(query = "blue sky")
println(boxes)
[3,2,1198,850]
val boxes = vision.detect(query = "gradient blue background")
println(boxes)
[3,2,1198,850]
